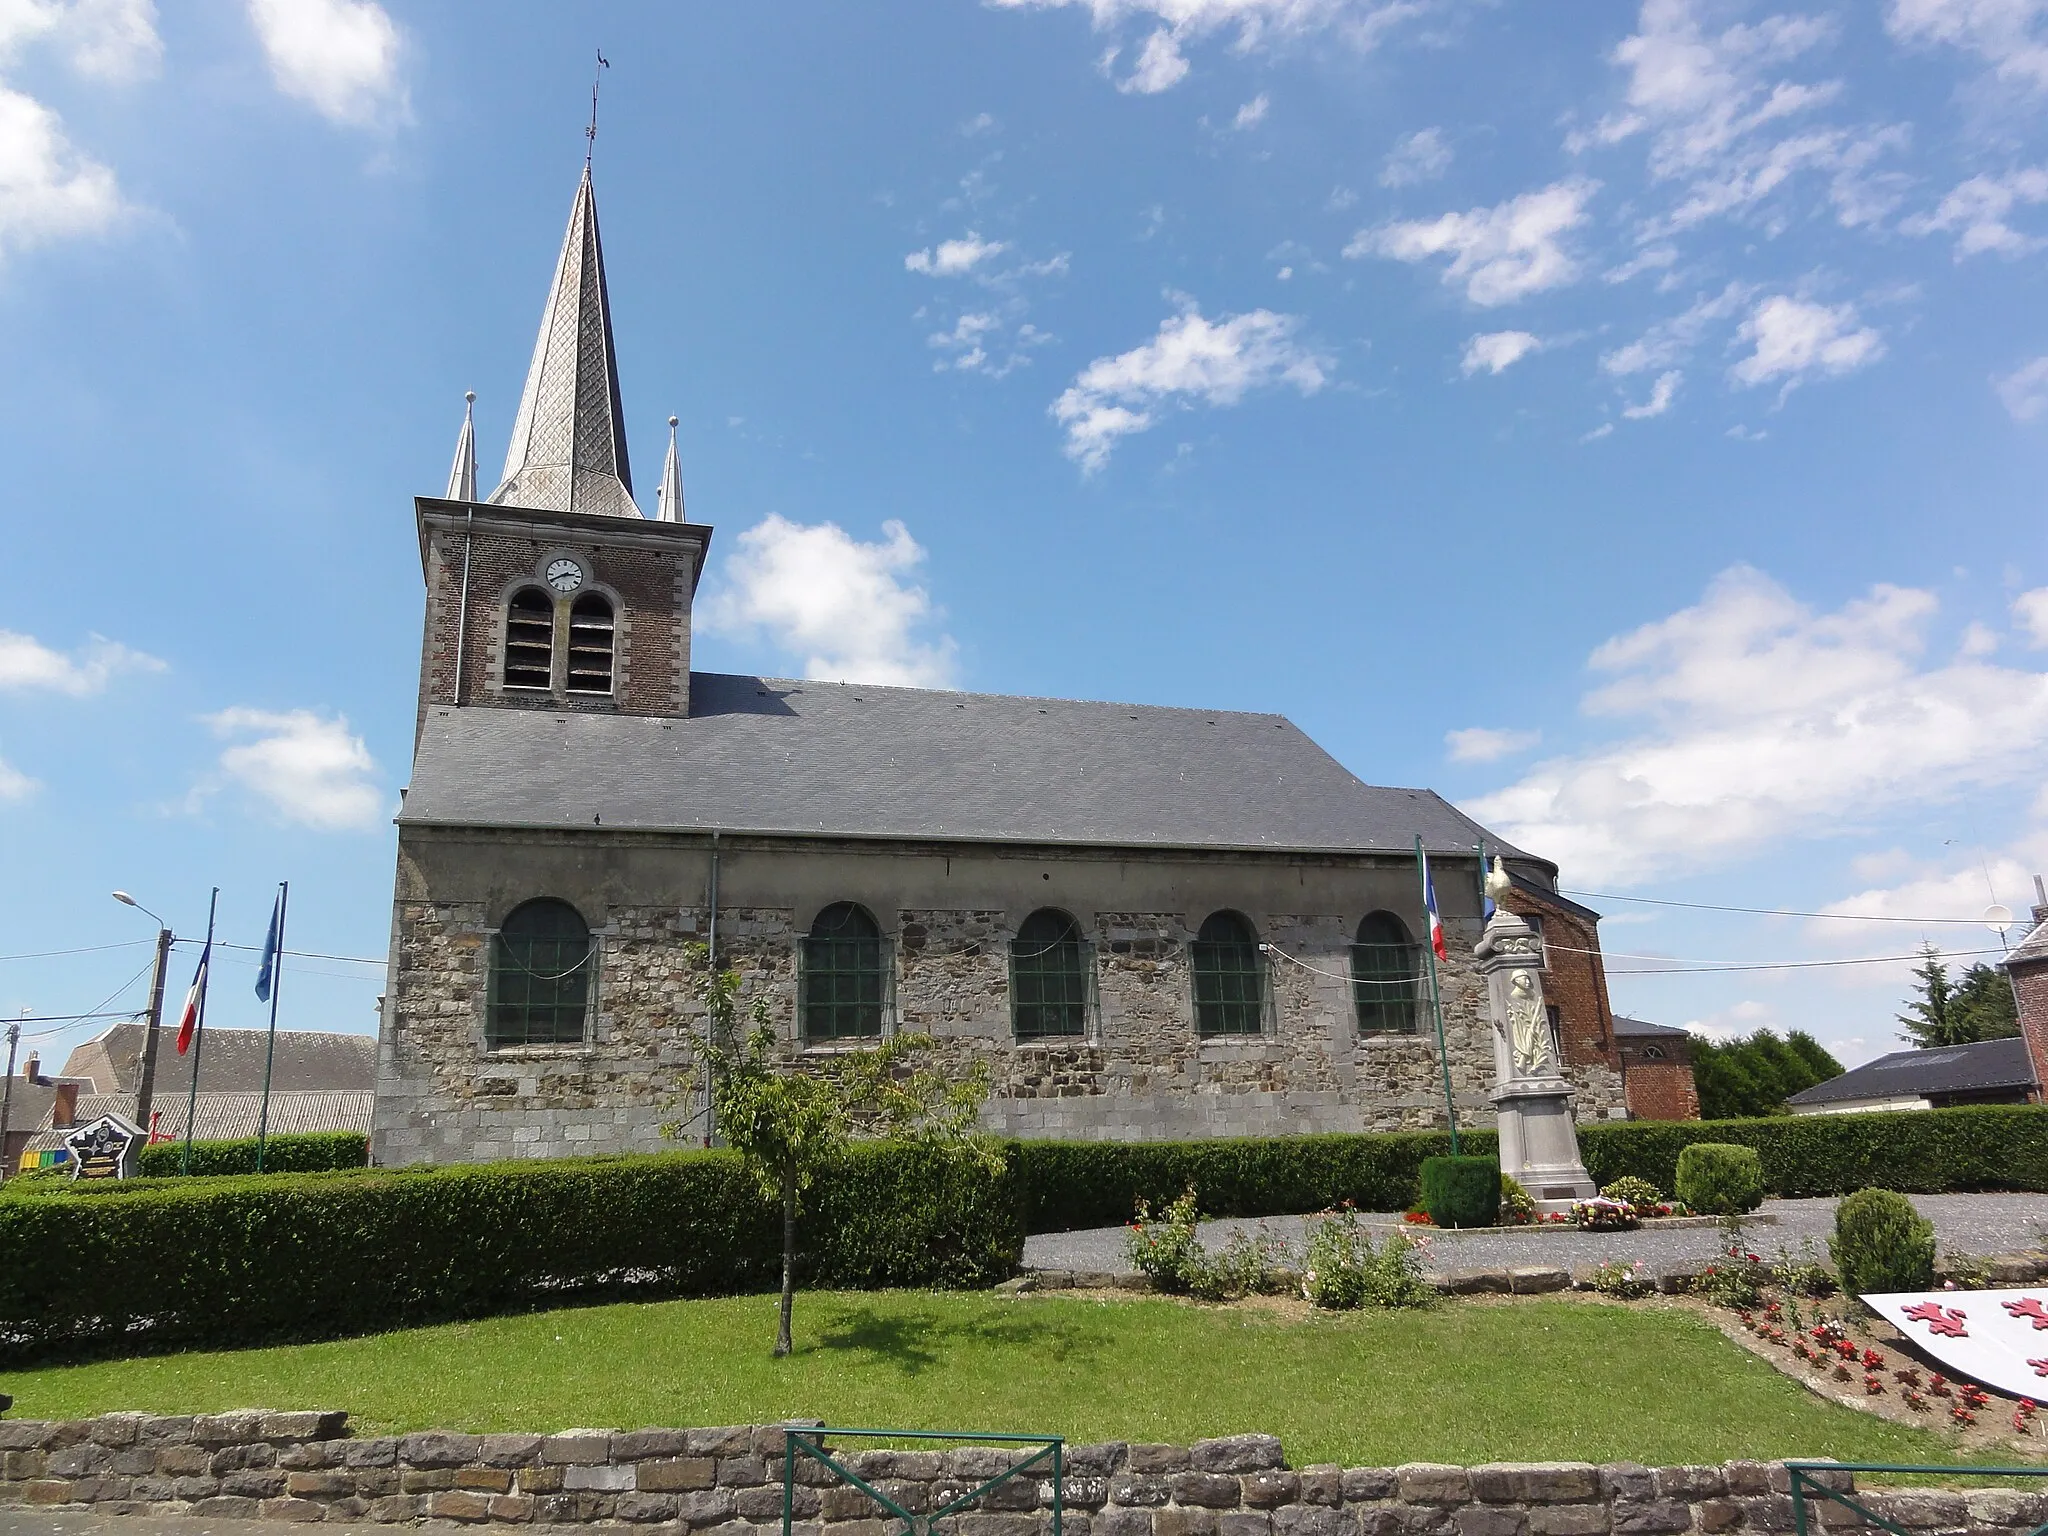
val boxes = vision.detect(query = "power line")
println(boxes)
[1561,888,2009,926]
[1607,945,2006,976]
[0,940,150,964]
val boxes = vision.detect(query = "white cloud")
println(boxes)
[928,309,1050,376]
[1380,126,1451,187]
[1903,168,2048,256]
[204,707,382,830]
[1463,566,2048,884]
[1446,726,1540,763]
[1352,178,1597,307]
[700,514,958,688]
[995,0,1429,91]
[1051,299,1329,471]
[1729,294,1883,389]
[1960,620,1999,656]
[2016,586,2048,645]
[245,0,405,128]
[962,111,998,135]
[1601,282,1750,375]
[0,750,32,800]
[1995,355,2048,419]
[1622,369,1681,418]
[905,231,1010,276]
[1231,93,1268,129]
[1887,0,2048,91]
[1460,330,1539,376]
[0,629,161,694]
[0,0,160,81]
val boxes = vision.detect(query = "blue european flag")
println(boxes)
[254,887,286,1002]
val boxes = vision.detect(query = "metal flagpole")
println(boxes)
[255,882,288,1173]
[0,1019,18,1183]
[1415,835,1461,1155]
[181,888,218,1177]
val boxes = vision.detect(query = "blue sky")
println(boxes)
[4,0,2046,1075]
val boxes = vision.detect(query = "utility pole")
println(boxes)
[0,1019,19,1182]
[134,925,173,1139]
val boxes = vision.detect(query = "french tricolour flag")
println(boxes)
[1421,851,1448,962]
[175,940,211,1055]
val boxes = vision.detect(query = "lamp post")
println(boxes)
[112,893,175,1141]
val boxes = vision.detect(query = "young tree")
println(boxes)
[1896,944,1965,1048]
[1784,1030,1843,1083]
[1951,963,2020,1042]
[685,944,996,1357]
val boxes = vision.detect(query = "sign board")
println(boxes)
[1865,1288,2048,1400]
[63,1113,144,1181]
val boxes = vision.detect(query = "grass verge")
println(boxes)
[0,1290,2012,1468]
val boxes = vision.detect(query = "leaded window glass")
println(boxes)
[801,902,886,1041]
[489,898,592,1047]
[1191,910,1265,1036]
[504,588,554,689]
[1011,909,1090,1039]
[1351,911,1420,1036]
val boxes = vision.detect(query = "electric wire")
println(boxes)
[0,940,150,964]
[1560,889,2015,925]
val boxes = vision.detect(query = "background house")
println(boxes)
[1786,1036,2038,1115]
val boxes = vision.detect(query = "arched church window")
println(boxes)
[504,588,554,690]
[566,593,616,695]
[489,898,592,1047]
[1011,909,1090,1039]
[1192,910,1265,1036]
[1351,912,1420,1036]
[801,902,886,1041]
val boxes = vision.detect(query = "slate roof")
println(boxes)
[2007,912,2048,968]
[1785,1036,2038,1105]
[24,1091,373,1152]
[59,1024,375,1097]
[1613,1015,1689,1039]
[401,673,1544,864]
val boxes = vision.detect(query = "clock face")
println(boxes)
[545,558,584,593]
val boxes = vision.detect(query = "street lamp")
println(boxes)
[112,892,175,1140]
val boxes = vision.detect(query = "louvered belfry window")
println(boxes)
[504,588,554,689]
[566,593,616,694]
[801,902,886,1041]
[1351,911,1420,1036]
[1011,909,1090,1039]
[489,899,592,1047]
[1191,910,1266,1036]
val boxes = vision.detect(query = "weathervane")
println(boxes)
[586,50,609,166]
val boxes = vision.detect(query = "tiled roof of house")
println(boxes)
[1612,1015,1689,1038]
[1785,1036,2036,1105]
[23,1090,373,1152]
[59,1024,374,1096]
[402,673,1546,865]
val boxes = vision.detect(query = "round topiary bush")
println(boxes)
[1830,1187,1936,1295]
[1420,1155,1501,1229]
[1674,1142,1764,1215]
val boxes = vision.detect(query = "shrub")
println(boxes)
[1420,1155,1500,1229]
[1772,1237,1837,1297]
[1601,1175,1663,1209]
[1830,1188,1936,1295]
[1693,1248,1771,1309]
[137,1131,368,1178]
[1498,1174,1534,1225]
[1675,1143,1765,1215]
[1300,1207,1434,1310]
[1124,1188,1284,1300]
[1588,1259,1654,1298]
[0,1142,1024,1362]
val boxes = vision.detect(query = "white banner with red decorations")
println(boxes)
[1864,1289,2048,1399]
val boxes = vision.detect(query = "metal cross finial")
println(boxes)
[586,51,610,166]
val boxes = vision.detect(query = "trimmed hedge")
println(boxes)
[136,1130,369,1178]
[0,1142,1023,1362]
[1016,1105,2048,1232]
[1832,1187,1936,1293]
[1674,1142,1764,1215]
[1420,1155,1500,1229]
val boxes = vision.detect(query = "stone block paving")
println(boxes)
[1021,1194,2048,1286]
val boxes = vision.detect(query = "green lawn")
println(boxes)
[0,1290,1997,1468]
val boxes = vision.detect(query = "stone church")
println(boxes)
[370,167,1636,1167]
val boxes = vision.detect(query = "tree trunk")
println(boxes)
[775,1171,797,1358]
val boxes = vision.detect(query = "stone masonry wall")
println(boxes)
[0,1413,2030,1534]
[374,863,1626,1165]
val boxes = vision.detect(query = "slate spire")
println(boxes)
[489,166,642,519]
[655,414,684,522]
[444,391,477,501]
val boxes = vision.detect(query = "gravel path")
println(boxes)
[1021,1193,2048,1277]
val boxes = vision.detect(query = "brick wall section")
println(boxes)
[2013,952,2048,1105]
[0,1413,2028,1533]
[1618,1045,1701,1123]
[413,501,706,740]
[1498,890,1613,1074]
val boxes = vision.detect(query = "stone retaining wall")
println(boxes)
[0,1413,2035,1532]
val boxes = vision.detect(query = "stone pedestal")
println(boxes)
[1475,893,1596,1214]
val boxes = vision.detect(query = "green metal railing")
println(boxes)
[783,1425,1064,1536]
[1788,1461,2048,1536]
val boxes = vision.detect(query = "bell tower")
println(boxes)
[412,166,711,743]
